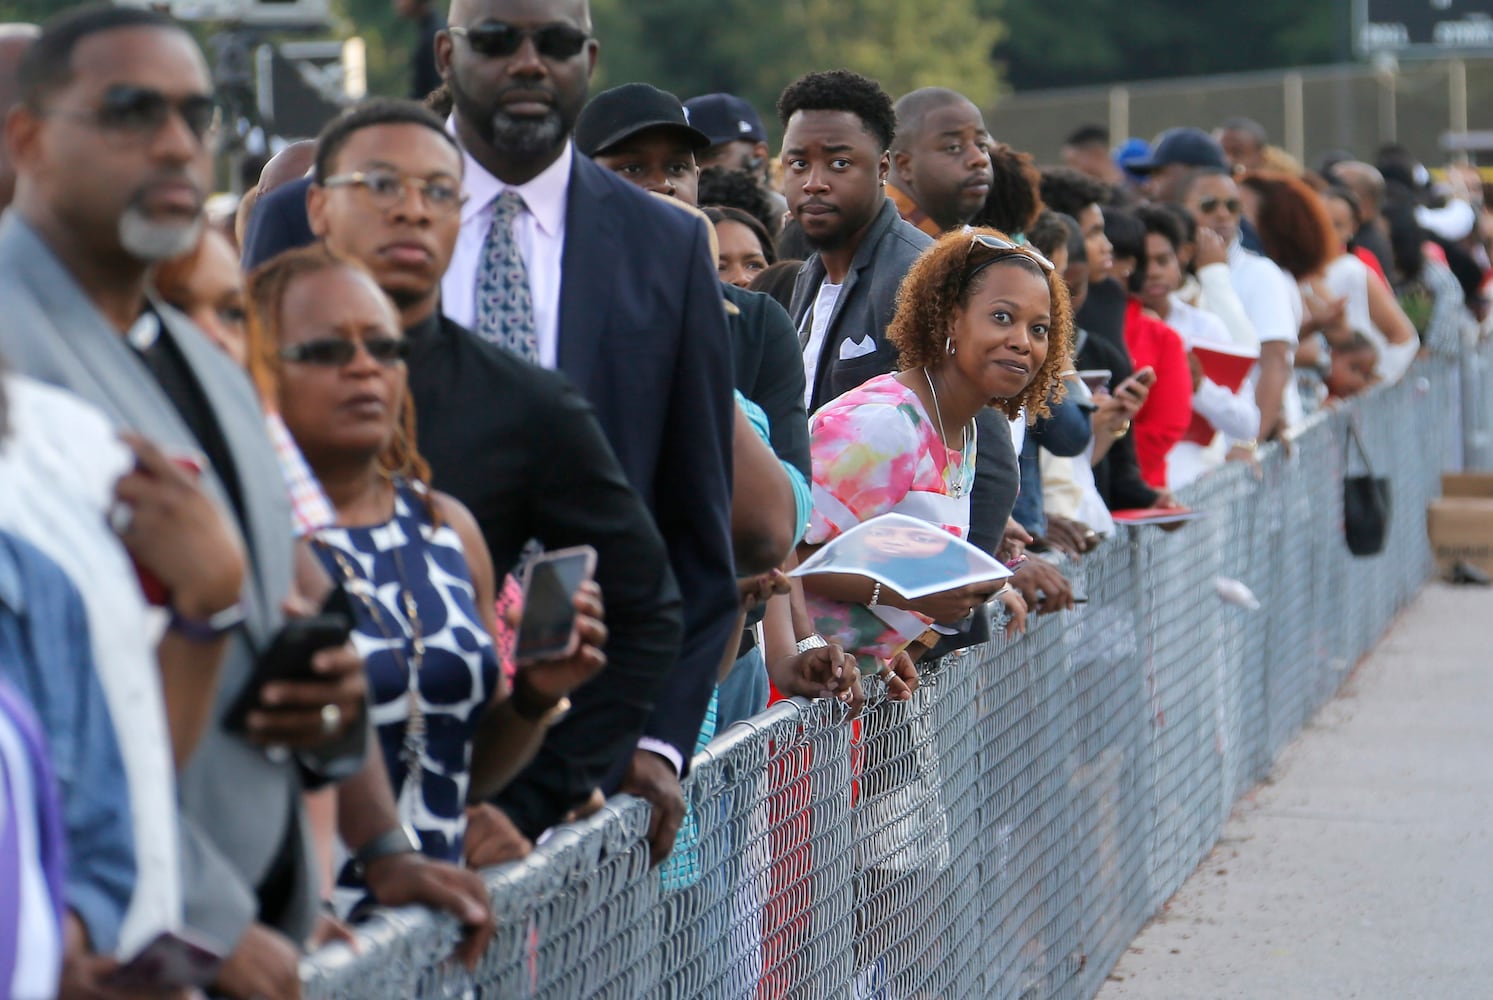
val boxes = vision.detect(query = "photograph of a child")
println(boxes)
[791,512,1011,599]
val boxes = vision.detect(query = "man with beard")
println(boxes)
[779,69,932,414]
[886,87,993,238]
[0,8,494,997]
[436,0,737,866]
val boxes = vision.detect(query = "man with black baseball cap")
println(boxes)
[1131,126,1228,204]
[576,82,711,203]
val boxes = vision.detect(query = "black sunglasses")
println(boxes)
[964,232,1055,273]
[1198,196,1242,215]
[48,85,220,144]
[448,22,591,60]
[279,337,410,367]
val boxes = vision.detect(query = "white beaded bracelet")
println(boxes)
[868,581,882,608]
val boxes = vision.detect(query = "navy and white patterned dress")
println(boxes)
[314,480,499,869]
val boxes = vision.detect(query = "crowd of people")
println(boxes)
[0,2,1488,998]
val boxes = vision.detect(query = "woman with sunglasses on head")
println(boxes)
[798,229,1074,664]
[245,246,605,884]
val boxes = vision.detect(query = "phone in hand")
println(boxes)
[1076,369,1113,391]
[104,929,223,990]
[514,545,597,665]
[225,586,354,730]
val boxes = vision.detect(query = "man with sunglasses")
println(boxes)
[0,8,495,998]
[306,97,685,868]
[1176,166,1298,442]
[437,0,738,866]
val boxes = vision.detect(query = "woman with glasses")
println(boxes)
[798,229,1073,664]
[245,246,603,882]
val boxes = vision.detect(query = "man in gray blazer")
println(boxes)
[0,7,490,996]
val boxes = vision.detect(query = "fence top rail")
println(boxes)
[995,55,1485,107]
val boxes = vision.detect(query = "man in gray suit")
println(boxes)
[0,7,491,996]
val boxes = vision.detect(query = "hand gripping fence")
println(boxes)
[301,335,1488,999]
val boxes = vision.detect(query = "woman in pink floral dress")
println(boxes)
[799,229,1074,662]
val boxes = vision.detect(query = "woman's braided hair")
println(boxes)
[245,245,433,495]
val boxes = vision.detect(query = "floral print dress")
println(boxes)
[804,373,975,660]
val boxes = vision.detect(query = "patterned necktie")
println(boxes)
[475,188,537,362]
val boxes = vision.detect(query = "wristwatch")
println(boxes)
[168,601,247,643]
[350,823,420,879]
[509,673,572,726]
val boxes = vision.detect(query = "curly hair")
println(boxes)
[973,142,1043,236]
[886,227,1073,422]
[776,69,897,152]
[698,166,778,237]
[1239,170,1337,279]
[245,245,433,497]
[1038,166,1113,218]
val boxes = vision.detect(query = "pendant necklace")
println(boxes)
[923,366,975,499]
[320,530,427,806]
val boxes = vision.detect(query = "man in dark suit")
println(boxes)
[0,9,492,995]
[434,0,737,865]
[305,97,685,866]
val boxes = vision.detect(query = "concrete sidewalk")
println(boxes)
[1097,582,1493,1000]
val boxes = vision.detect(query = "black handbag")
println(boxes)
[1343,420,1391,557]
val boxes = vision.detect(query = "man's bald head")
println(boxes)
[1330,160,1385,218]
[0,24,38,210]
[257,139,318,195]
[892,87,980,151]
[448,0,592,31]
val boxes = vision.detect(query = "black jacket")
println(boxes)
[405,311,683,838]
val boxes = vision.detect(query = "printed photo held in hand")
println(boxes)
[791,512,1012,599]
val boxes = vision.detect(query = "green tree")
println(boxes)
[592,0,1003,141]
[987,0,1339,91]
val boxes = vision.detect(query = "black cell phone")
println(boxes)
[225,587,354,729]
[514,545,597,665]
[104,929,223,990]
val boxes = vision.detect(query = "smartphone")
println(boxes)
[1076,369,1113,391]
[225,586,354,729]
[514,545,597,665]
[104,929,223,990]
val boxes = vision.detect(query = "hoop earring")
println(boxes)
[946,337,956,356]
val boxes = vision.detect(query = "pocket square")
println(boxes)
[838,336,877,361]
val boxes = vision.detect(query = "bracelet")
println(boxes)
[509,673,572,726]
[795,634,828,654]
[868,581,882,608]
[168,601,247,643]
[1233,438,1259,454]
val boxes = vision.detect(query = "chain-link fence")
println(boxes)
[985,57,1493,170]
[301,335,1488,1000]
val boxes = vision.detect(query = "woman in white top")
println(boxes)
[1320,185,1419,383]
[1135,206,1260,489]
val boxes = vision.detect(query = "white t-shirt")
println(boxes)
[1228,240,1303,432]
[800,280,844,409]
[1324,253,1417,382]
[0,375,181,956]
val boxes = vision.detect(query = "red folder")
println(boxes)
[1183,344,1258,446]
